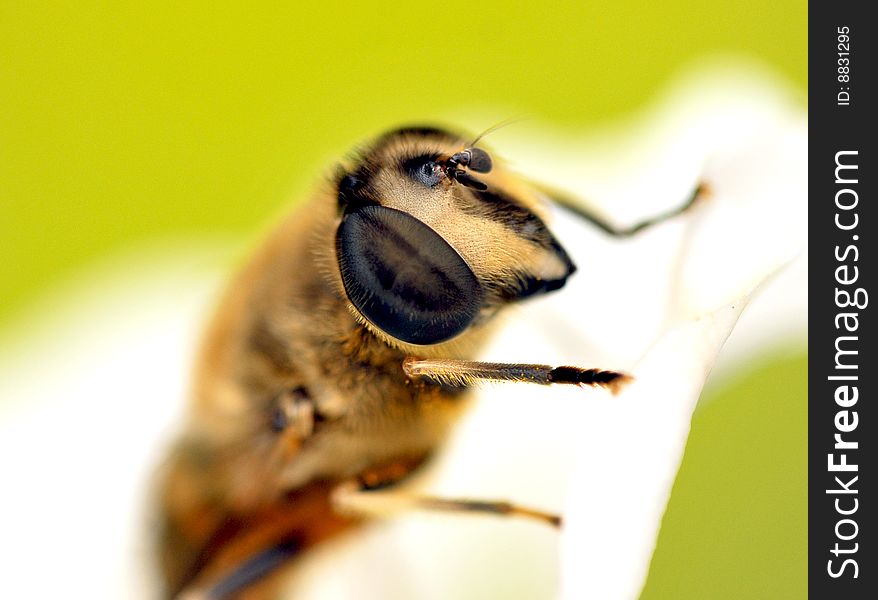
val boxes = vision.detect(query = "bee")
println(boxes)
[157,126,702,600]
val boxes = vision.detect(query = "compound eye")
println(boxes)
[403,155,443,188]
[336,205,483,345]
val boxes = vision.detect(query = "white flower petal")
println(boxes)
[560,297,750,600]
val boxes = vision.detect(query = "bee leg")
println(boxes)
[175,538,301,600]
[544,181,709,238]
[331,479,562,528]
[403,357,631,394]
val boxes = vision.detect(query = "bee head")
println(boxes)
[334,127,576,347]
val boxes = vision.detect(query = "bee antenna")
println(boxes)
[468,115,528,147]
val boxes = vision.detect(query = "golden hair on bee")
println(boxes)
[156,125,699,599]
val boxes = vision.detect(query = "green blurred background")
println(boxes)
[1,2,806,598]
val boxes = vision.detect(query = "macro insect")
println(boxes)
[156,126,702,599]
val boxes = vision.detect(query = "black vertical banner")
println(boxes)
[809,2,876,598]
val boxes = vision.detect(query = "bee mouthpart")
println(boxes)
[450,169,488,191]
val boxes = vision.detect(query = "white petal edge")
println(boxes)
[559,294,752,600]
